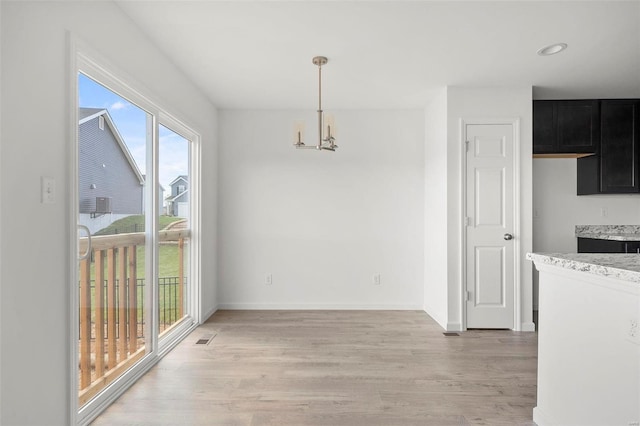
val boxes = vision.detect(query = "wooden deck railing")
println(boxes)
[78,229,190,406]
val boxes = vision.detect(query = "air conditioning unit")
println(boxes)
[95,197,112,214]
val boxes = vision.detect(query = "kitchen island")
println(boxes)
[576,225,640,254]
[528,252,640,426]
[575,225,640,242]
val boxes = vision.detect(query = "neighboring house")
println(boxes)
[78,108,144,233]
[165,175,189,217]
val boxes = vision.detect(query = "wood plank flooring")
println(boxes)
[91,310,537,426]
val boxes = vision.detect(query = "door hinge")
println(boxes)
[465,140,470,152]
[466,290,473,302]
[465,216,471,226]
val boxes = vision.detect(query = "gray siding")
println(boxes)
[168,176,188,216]
[170,176,188,197]
[170,190,188,216]
[79,116,143,214]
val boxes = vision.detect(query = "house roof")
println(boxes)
[169,175,188,187]
[165,189,188,203]
[79,108,145,185]
[79,108,105,122]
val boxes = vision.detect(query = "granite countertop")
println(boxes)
[575,225,640,241]
[527,252,640,283]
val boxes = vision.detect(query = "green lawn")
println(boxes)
[95,215,184,236]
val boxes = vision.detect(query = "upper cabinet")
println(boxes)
[577,99,640,194]
[599,100,640,193]
[533,100,600,154]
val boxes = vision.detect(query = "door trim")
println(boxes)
[460,118,521,331]
[68,34,202,425]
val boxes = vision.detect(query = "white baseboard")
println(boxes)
[422,305,447,330]
[216,303,423,310]
[446,322,463,332]
[532,406,554,426]
[521,321,536,332]
[201,305,218,323]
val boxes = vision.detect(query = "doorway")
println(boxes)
[72,49,201,425]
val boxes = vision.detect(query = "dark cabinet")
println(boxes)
[625,241,640,254]
[578,237,640,253]
[577,237,625,253]
[600,100,640,193]
[577,100,640,194]
[533,100,600,154]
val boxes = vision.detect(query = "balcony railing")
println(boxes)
[78,229,189,406]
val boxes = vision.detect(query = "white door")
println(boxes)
[465,123,515,329]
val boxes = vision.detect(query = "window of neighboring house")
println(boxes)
[177,184,185,194]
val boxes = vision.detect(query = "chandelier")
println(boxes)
[293,56,338,151]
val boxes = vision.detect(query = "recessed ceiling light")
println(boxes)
[537,43,568,56]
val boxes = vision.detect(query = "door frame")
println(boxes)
[459,118,522,331]
[68,35,202,425]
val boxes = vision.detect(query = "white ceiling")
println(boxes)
[116,0,640,109]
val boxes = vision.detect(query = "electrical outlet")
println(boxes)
[626,318,640,345]
[629,319,638,338]
[41,176,55,204]
[265,274,272,285]
[601,207,608,217]
[373,274,381,285]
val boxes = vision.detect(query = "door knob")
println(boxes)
[504,233,514,241]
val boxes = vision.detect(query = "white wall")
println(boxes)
[532,158,640,308]
[0,2,217,424]
[424,88,449,328]
[218,110,424,309]
[424,87,533,331]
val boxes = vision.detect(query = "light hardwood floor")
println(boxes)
[92,310,537,426]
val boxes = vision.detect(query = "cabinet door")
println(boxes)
[533,101,556,153]
[577,237,626,253]
[556,100,600,153]
[600,100,640,193]
[624,242,640,254]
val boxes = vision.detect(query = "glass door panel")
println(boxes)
[77,73,150,407]
[158,124,191,338]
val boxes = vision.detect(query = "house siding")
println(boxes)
[170,176,188,197]
[168,176,188,216]
[170,190,188,216]
[79,116,143,214]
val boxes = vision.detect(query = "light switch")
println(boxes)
[42,176,55,204]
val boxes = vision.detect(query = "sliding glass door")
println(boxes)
[77,74,151,408]
[74,54,199,424]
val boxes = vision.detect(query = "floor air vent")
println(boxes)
[195,334,216,345]
[443,332,459,337]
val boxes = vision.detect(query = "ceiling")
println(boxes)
[116,1,640,109]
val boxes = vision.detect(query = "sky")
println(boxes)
[78,73,189,193]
